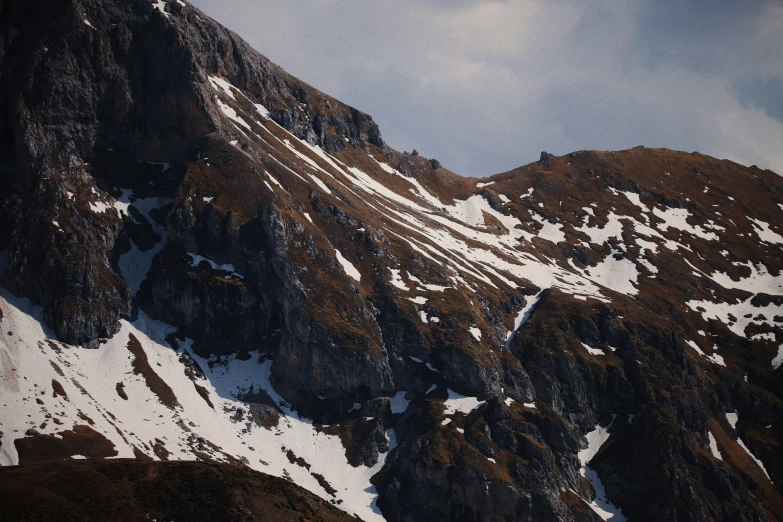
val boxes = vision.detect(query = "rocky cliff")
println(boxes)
[1,1,782,521]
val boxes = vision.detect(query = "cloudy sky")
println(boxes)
[190,0,783,177]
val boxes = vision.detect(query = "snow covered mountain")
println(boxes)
[1,0,782,520]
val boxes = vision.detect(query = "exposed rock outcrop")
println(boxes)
[1,1,782,521]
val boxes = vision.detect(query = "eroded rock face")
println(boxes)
[0,0,384,345]
[2,172,132,344]
[1,1,782,521]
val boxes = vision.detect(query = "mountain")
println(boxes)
[1,0,782,521]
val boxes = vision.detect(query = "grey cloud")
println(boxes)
[736,76,783,124]
[632,1,761,71]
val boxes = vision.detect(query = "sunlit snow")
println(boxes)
[0,290,392,521]
[708,430,722,460]
[578,417,627,521]
[187,253,243,279]
[335,249,361,282]
[443,389,486,416]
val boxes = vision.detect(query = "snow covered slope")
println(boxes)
[0,288,390,520]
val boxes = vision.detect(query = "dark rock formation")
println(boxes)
[0,0,384,344]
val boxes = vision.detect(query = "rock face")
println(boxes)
[1,1,783,521]
[0,0,382,344]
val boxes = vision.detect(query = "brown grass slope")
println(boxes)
[0,459,357,522]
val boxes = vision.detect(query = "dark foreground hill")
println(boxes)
[0,459,357,521]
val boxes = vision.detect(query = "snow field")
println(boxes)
[0,290,393,521]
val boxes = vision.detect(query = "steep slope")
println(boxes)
[1,1,782,521]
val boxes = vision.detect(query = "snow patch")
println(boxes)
[736,437,772,482]
[708,352,726,367]
[216,99,253,133]
[207,76,237,100]
[469,327,481,341]
[621,191,649,213]
[254,104,270,119]
[578,417,626,521]
[443,390,486,416]
[686,297,783,339]
[505,292,542,350]
[308,173,332,194]
[653,206,718,241]
[772,345,783,370]
[686,340,706,356]
[531,212,565,243]
[576,211,625,245]
[151,0,170,18]
[708,430,722,460]
[574,249,639,296]
[389,269,409,291]
[581,342,604,356]
[265,171,285,191]
[388,392,409,414]
[726,412,738,430]
[751,219,783,244]
[187,253,243,279]
[705,262,783,295]
[118,194,171,293]
[334,249,361,282]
